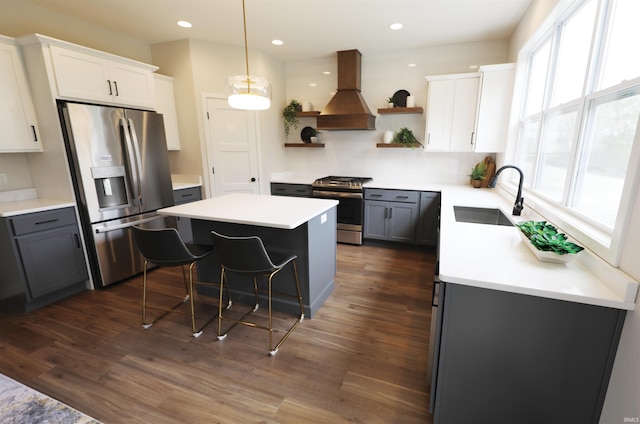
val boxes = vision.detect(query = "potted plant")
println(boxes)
[392,127,421,147]
[469,162,487,188]
[282,99,302,137]
[387,96,395,108]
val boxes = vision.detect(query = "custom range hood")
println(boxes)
[317,49,376,130]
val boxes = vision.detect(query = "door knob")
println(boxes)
[250,177,256,182]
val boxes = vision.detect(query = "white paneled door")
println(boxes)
[204,97,260,196]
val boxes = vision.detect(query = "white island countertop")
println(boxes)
[438,185,638,311]
[158,193,338,230]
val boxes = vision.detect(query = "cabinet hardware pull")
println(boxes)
[74,233,81,248]
[388,208,393,219]
[470,132,475,145]
[181,193,194,198]
[35,218,58,225]
[427,133,431,144]
[371,194,382,198]
[396,196,408,200]
[107,80,113,95]
[31,125,38,142]
[113,81,119,96]
[384,207,388,219]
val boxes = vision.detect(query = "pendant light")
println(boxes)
[225,0,272,110]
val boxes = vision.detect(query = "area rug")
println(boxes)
[0,374,101,424]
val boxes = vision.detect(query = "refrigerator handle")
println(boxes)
[120,117,142,206]
[127,118,145,206]
[94,214,165,234]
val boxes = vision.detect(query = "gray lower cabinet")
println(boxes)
[364,189,419,243]
[431,282,626,424]
[270,182,313,197]
[173,186,202,243]
[0,207,88,311]
[416,192,440,246]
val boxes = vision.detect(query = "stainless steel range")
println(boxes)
[312,176,372,245]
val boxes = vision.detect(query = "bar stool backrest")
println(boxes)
[211,231,277,273]
[132,226,197,266]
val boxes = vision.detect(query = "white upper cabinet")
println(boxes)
[49,44,156,109]
[425,64,515,153]
[425,73,479,152]
[154,74,181,150]
[474,64,516,153]
[0,37,42,152]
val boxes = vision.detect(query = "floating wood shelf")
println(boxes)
[284,143,324,148]
[296,111,321,117]
[376,143,423,148]
[377,107,423,115]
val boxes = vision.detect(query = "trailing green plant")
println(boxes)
[392,127,421,147]
[516,221,584,255]
[387,96,394,104]
[282,99,301,137]
[469,162,487,180]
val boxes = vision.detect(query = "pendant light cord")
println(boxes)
[241,0,251,89]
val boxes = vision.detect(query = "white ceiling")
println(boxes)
[21,0,533,62]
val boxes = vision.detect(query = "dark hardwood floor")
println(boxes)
[0,243,435,424]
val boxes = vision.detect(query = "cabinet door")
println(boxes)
[364,200,389,240]
[0,42,42,152]
[154,74,181,150]
[109,61,156,109]
[416,192,440,246]
[425,79,454,151]
[474,65,516,153]
[17,225,87,299]
[388,203,418,243]
[50,45,113,104]
[449,76,480,152]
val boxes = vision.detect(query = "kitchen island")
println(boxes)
[158,193,338,318]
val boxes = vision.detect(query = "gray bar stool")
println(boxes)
[211,230,305,355]
[132,226,229,337]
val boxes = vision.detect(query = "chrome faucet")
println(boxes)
[488,165,524,216]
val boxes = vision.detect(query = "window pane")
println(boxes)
[572,88,640,226]
[516,119,541,188]
[599,0,640,89]
[524,40,551,117]
[551,0,596,106]
[537,109,578,201]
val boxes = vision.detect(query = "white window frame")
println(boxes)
[506,0,640,266]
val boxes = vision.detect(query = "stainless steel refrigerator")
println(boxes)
[59,102,175,287]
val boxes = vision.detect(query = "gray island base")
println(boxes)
[158,194,338,318]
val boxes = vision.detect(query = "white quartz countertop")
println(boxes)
[0,198,76,217]
[270,173,637,309]
[158,193,338,230]
[438,186,638,310]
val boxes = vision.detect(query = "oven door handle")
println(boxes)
[313,190,363,199]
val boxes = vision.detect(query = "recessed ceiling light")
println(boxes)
[323,71,331,75]
[272,39,284,46]
[469,65,479,69]
[408,63,417,68]
[177,20,192,28]
[309,83,317,87]
[390,23,403,30]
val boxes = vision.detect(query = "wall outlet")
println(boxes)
[0,174,8,185]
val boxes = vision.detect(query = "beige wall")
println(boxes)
[0,0,152,62]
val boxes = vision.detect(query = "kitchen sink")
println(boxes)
[453,206,513,226]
